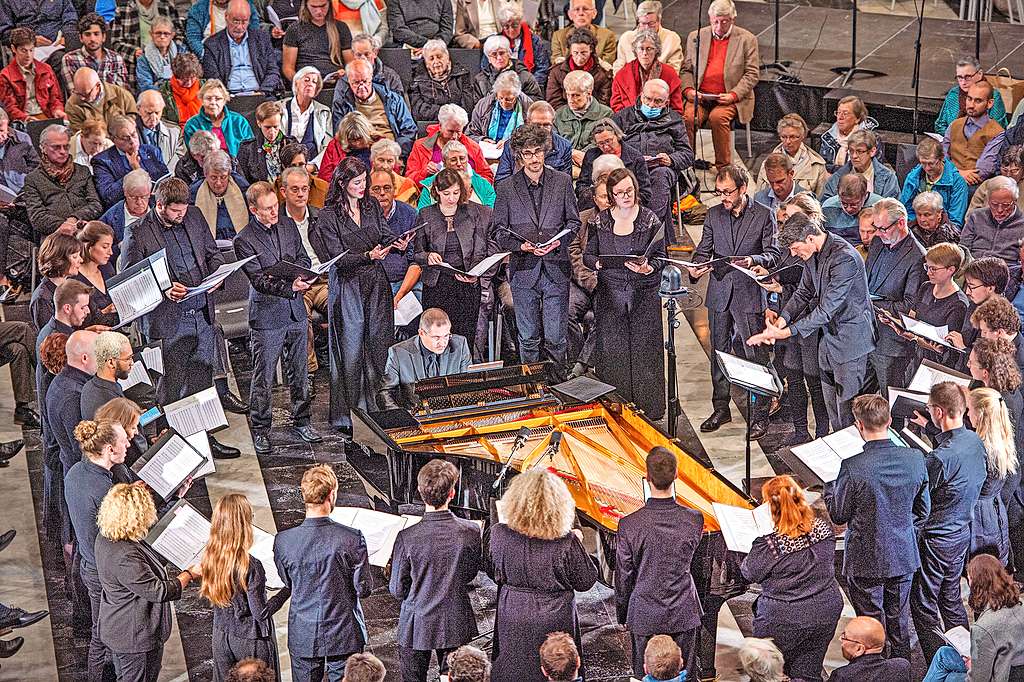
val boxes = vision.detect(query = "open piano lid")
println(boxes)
[412,362,558,421]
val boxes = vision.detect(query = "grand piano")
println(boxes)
[350,363,753,680]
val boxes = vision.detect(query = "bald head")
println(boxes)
[847,617,885,651]
[226,0,251,40]
[66,330,99,375]
[643,78,670,99]
[72,67,101,102]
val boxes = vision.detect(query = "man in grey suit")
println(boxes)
[378,309,472,410]
[749,213,876,430]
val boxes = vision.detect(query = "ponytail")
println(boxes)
[761,475,814,538]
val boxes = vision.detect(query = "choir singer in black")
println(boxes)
[234,181,322,455]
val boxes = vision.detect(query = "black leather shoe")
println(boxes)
[0,440,23,467]
[220,391,249,415]
[784,430,813,447]
[692,159,712,171]
[749,419,770,440]
[209,436,241,460]
[12,406,39,429]
[0,637,23,659]
[0,607,48,631]
[296,425,323,443]
[700,409,732,432]
[252,433,272,455]
[0,529,14,553]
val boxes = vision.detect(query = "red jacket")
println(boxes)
[610,60,684,115]
[0,59,64,122]
[405,125,495,186]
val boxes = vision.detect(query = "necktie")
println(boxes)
[425,353,439,378]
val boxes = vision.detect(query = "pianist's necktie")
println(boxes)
[425,353,439,378]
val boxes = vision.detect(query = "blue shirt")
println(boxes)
[94,0,115,20]
[924,426,987,538]
[64,459,119,568]
[226,33,259,93]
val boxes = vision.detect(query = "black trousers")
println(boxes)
[869,352,914,400]
[212,627,280,682]
[648,166,677,244]
[819,351,869,431]
[111,645,163,682]
[422,274,481,355]
[156,309,216,404]
[911,534,971,661]
[248,319,310,433]
[630,629,697,679]
[291,652,353,682]
[846,572,914,660]
[709,308,769,420]
[567,281,596,367]
[0,320,33,404]
[398,645,455,682]
[80,562,116,682]
[779,338,829,438]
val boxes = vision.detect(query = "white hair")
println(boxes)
[591,153,625,182]
[989,174,1021,199]
[874,197,908,223]
[483,34,512,57]
[442,140,468,159]
[493,70,522,96]
[563,70,595,94]
[422,39,448,57]
[94,331,130,366]
[738,638,787,682]
[370,138,402,160]
[202,149,232,175]
[496,3,524,24]
[292,65,324,95]
[352,32,382,50]
[644,78,670,97]
[709,0,737,17]
[636,0,663,18]
[123,168,153,194]
[437,103,469,128]
[912,190,944,213]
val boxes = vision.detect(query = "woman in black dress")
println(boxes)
[414,169,492,354]
[901,243,969,367]
[740,475,843,682]
[488,468,598,681]
[582,167,666,419]
[75,221,119,328]
[31,231,84,330]
[309,157,402,433]
[966,387,1017,565]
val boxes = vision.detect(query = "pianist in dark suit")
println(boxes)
[740,475,843,682]
[273,464,372,682]
[233,180,321,455]
[378,308,472,411]
[389,459,482,682]
[614,446,704,679]
[823,394,930,661]
[829,616,911,681]
[748,212,876,430]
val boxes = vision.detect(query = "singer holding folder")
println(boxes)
[233,181,321,455]
[582,168,666,419]
[414,169,492,353]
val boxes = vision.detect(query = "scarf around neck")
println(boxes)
[195,179,248,236]
[515,23,535,71]
[338,0,382,36]
[144,40,178,82]
[487,98,523,141]
[170,76,201,124]
[42,155,75,184]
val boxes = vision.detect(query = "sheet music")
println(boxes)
[117,358,151,391]
[141,345,163,375]
[185,431,215,478]
[35,33,62,62]
[109,268,164,323]
[394,292,423,326]
[479,139,504,160]
[901,427,933,453]
[149,251,172,290]
[942,625,971,658]
[135,433,205,499]
[437,252,510,278]
[900,314,955,349]
[328,507,421,567]
[312,251,346,276]
[889,388,929,408]
[164,386,228,437]
[715,350,778,394]
[821,425,865,458]
[250,526,283,590]
[907,361,972,393]
[728,262,760,280]
[790,439,845,484]
[535,229,572,249]
[150,503,210,569]
[181,256,256,300]
[712,502,775,553]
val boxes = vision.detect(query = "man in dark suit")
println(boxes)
[824,395,930,660]
[911,382,987,661]
[389,458,481,682]
[829,616,911,681]
[200,0,283,95]
[492,124,581,375]
[685,164,779,438]
[234,181,321,454]
[749,213,876,430]
[866,199,926,396]
[274,464,372,682]
[615,446,704,679]
[92,115,169,210]
[80,330,133,420]
[378,308,472,411]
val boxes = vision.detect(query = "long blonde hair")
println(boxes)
[199,494,254,608]
[97,483,157,542]
[969,387,1019,478]
[501,468,575,540]
[301,0,344,67]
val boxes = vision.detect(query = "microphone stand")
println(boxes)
[691,0,707,173]
[493,427,531,494]
[829,0,886,87]
[760,0,791,75]
[911,0,925,143]
[664,295,683,438]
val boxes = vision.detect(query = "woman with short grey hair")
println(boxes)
[467,71,534,143]
[410,39,480,121]
[473,33,543,100]
[610,28,683,113]
[278,65,332,166]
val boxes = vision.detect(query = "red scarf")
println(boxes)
[517,22,535,71]
[569,54,595,73]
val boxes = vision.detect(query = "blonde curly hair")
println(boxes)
[501,468,575,540]
[97,483,157,543]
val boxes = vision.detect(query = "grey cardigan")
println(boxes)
[971,600,1024,680]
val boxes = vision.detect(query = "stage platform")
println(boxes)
[661,0,1024,134]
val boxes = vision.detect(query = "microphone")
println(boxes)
[493,426,532,491]
[546,431,562,461]
[513,426,530,450]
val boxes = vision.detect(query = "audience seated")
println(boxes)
[899,137,969,227]
[66,67,138,134]
[680,0,759,168]
[612,29,683,115]
[159,52,203,128]
[137,89,184,173]
[910,191,961,247]
[821,130,899,201]
[468,70,533,144]
[944,80,1005,188]
[453,0,505,49]
[818,95,878,173]
[62,13,129,89]
[552,0,617,66]
[0,0,77,53]
[175,128,220,185]
[319,111,374,181]
[71,118,113,170]
[102,168,153,263]
[495,100,573,184]
[475,34,543,100]
[352,32,406,100]
[822,173,882,245]
[578,118,652,209]
[446,645,491,682]
[961,175,1024,268]
[386,0,453,49]
[970,144,1024,216]
[132,15,186,92]
[487,3,551,92]
[418,140,496,209]
[191,149,251,240]
[755,113,827,196]
[279,66,333,165]
[936,56,1008,135]
[0,27,65,123]
[737,638,788,682]
[330,59,416,156]
[276,142,329,208]
[201,0,283,96]
[753,153,809,215]
[237,101,296,184]
[407,103,493,185]
[409,40,481,123]
[555,71,613,165]
[92,114,169,209]
[23,124,103,239]
[184,79,255,157]
[281,0,352,82]
[546,29,612,109]
[187,0,260,57]
[368,138,418,205]
[0,107,39,193]
[613,1,682,74]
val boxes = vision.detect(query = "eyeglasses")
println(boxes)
[613,188,635,199]
[956,71,981,81]
[990,201,1016,211]
[779,134,802,142]
[839,633,868,647]
[924,264,951,272]
[713,186,740,197]
[152,30,174,37]
[872,218,900,232]
[519,148,545,160]
[965,280,987,291]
